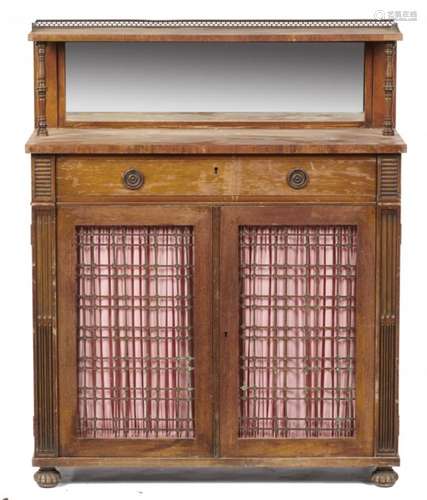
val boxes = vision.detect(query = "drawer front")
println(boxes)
[56,155,376,202]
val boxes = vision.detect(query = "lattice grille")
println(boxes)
[76,226,195,439]
[33,19,397,29]
[239,226,357,438]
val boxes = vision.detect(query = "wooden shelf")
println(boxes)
[26,127,407,155]
[29,20,402,42]
[66,112,365,129]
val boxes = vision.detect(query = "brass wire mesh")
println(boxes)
[34,20,397,29]
[239,226,357,438]
[76,226,195,439]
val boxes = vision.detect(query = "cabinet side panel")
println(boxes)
[32,207,58,455]
[376,208,400,455]
[32,156,58,456]
[376,155,400,456]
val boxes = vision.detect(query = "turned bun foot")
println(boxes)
[34,468,61,488]
[371,467,399,487]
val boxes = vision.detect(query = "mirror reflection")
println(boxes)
[66,42,364,116]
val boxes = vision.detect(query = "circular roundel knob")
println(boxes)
[123,169,144,190]
[287,168,309,189]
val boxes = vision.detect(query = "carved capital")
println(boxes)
[32,156,55,203]
[377,155,400,204]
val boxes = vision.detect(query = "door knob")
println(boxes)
[123,169,144,190]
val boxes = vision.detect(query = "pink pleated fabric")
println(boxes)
[77,226,194,439]
[239,226,357,439]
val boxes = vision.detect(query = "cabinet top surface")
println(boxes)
[29,19,402,42]
[25,127,407,155]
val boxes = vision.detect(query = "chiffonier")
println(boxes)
[26,19,406,488]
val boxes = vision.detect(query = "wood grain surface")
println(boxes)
[29,26,403,43]
[26,128,407,155]
[56,155,377,203]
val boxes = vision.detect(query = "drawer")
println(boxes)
[56,155,376,202]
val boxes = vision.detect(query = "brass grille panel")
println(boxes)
[76,226,195,439]
[34,20,397,29]
[239,225,357,438]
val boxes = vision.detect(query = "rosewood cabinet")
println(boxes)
[26,20,406,488]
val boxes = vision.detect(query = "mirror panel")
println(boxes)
[65,42,365,121]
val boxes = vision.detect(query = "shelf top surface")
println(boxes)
[29,19,403,42]
[25,127,407,155]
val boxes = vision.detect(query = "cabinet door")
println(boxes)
[219,206,375,457]
[57,206,212,457]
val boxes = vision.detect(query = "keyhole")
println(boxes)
[224,331,228,338]
[214,167,218,175]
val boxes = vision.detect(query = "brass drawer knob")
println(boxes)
[123,169,144,190]
[287,168,309,189]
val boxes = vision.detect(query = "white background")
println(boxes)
[0,1,426,499]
